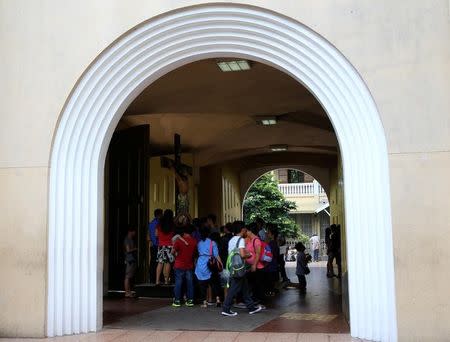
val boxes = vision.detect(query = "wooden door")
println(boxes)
[106,125,149,290]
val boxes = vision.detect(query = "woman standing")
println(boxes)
[155,209,175,285]
[195,226,222,307]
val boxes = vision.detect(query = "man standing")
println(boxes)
[222,221,262,317]
[124,227,137,298]
[148,209,163,283]
[309,234,320,262]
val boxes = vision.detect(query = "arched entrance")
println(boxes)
[47,4,397,341]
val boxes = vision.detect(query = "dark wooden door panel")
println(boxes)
[107,125,149,290]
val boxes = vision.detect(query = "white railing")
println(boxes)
[278,180,325,196]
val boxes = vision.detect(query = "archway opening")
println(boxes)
[102,59,349,334]
[47,5,397,341]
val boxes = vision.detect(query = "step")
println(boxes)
[134,283,174,298]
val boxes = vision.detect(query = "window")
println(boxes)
[288,169,305,183]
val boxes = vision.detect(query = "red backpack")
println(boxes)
[253,238,273,263]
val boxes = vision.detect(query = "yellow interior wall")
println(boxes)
[148,154,196,219]
[198,165,222,219]
[198,164,242,225]
[329,152,349,321]
[221,165,242,225]
[329,152,346,272]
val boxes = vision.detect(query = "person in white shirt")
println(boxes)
[309,234,320,262]
[221,221,262,317]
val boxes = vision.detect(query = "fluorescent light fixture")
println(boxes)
[261,118,277,125]
[270,144,288,152]
[217,60,251,72]
[254,115,277,125]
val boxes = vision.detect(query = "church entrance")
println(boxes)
[102,58,347,334]
[47,5,397,341]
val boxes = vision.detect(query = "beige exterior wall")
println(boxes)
[0,1,449,339]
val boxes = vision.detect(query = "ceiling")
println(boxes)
[118,58,338,166]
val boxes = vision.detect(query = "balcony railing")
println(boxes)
[278,180,325,196]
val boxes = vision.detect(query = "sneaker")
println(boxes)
[249,306,263,315]
[172,300,181,308]
[221,310,238,317]
[185,299,194,307]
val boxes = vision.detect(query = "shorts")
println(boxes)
[125,262,136,279]
[157,246,174,263]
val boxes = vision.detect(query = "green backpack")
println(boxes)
[226,237,247,279]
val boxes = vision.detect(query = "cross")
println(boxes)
[160,134,192,216]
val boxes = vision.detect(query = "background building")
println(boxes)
[275,169,330,239]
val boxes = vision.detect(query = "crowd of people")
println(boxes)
[123,208,342,316]
[124,208,314,316]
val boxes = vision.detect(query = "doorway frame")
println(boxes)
[47,4,397,341]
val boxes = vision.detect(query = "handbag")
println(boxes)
[207,240,223,272]
[304,265,311,275]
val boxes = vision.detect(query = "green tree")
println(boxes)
[243,173,300,238]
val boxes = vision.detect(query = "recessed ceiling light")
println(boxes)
[254,116,277,125]
[217,60,251,72]
[270,144,288,152]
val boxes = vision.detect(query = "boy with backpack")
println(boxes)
[221,221,262,317]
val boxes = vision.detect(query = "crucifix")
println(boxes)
[160,134,192,226]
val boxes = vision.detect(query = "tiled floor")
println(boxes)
[102,263,349,334]
[1,264,356,341]
[0,330,364,341]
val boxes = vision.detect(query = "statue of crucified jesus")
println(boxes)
[171,165,191,227]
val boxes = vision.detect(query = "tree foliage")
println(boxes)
[243,173,300,238]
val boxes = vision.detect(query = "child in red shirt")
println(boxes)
[171,225,197,307]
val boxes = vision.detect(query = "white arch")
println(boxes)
[240,166,331,200]
[241,167,330,221]
[47,4,397,341]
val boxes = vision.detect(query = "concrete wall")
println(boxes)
[0,1,449,339]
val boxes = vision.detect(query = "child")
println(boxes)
[295,242,310,294]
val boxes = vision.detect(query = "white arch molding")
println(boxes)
[47,4,397,341]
